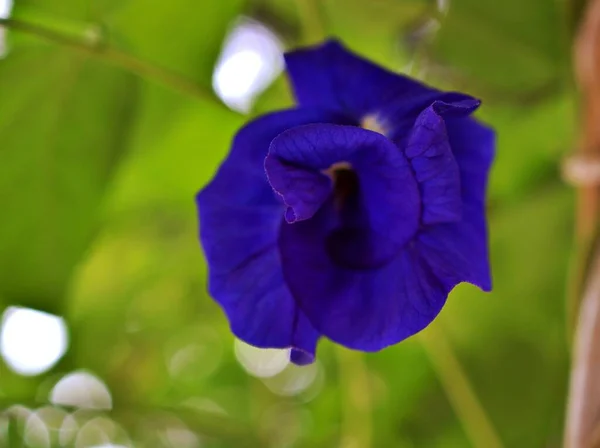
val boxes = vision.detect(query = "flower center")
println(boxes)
[360,114,387,135]
[324,166,399,270]
[322,162,357,210]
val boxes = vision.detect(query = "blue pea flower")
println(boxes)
[196,40,494,365]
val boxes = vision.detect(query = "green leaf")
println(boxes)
[324,0,428,66]
[0,44,140,312]
[107,0,245,85]
[107,85,244,214]
[13,0,119,22]
[481,93,576,202]
[432,0,569,94]
[440,186,573,446]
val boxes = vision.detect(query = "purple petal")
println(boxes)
[275,115,493,351]
[447,117,495,206]
[266,123,421,254]
[416,117,495,291]
[284,40,476,128]
[405,104,462,225]
[279,201,449,351]
[264,160,332,223]
[416,202,491,292]
[197,108,344,361]
[208,248,320,358]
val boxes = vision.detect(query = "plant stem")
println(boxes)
[564,0,600,445]
[420,325,504,448]
[0,17,224,106]
[565,242,600,448]
[336,348,372,448]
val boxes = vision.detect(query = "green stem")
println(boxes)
[336,348,372,448]
[420,325,505,448]
[0,18,224,106]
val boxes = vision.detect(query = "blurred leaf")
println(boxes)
[107,0,245,85]
[107,85,244,214]
[0,44,139,312]
[482,93,576,202]
[433,0,568,93]
[439,186,573,447]
[0,1,582,447]
[324,0,428,66]
[14,0,96,21]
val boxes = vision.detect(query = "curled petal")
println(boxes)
[406,104,462,225]
[264,160,332,223]
[266,123,421,252]
[276,115,493,351]
[447,117,495,206]
[197,108,344,362]
[197,38,495,361]
[415,116,495,291]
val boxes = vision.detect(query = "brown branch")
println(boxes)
[564,0,600,446]
[566,242,600,448]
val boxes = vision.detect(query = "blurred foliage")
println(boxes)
[0,0,579,447]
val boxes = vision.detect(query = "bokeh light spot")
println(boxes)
[263,361,321,397]
[50,371,113,410]
[234,339,290,378]
[88,445,129,448]
[0,0,13,58]
[163,425,199,448]
[212,17,283,113]
[59,414,79,446]
[24,412,50,448]
[75,417,129,448]
[0,307,68,376]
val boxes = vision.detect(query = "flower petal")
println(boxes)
[197,108,343,361]
[416,117,495,291]
[284,40,475,127]
[264,159,332,223]
[266,123,421,254]
[279,200,449,351]
[207,248,320,355]
[405,104,463,225]
[447,117,495,206]
[199,108,343,273]
[275,115,494,351]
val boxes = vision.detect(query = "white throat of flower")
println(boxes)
[360,114,387,136]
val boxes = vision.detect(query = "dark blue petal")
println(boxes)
[264,158,331,223]
[417,117,495,291]
[417,202,491,292]
[266,123,421,256]
[198,38,495,361]
[275,115,493,351]
[447,117,495,206]
[405,104,463,225]
[284,40,475,127]
[197,108,343,363]
[279,200,449,351]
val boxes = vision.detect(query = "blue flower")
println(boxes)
[196,40,494,365]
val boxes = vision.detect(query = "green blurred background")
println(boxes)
[0,0,581,446]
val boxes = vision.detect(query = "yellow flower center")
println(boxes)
[360,114,387,135]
